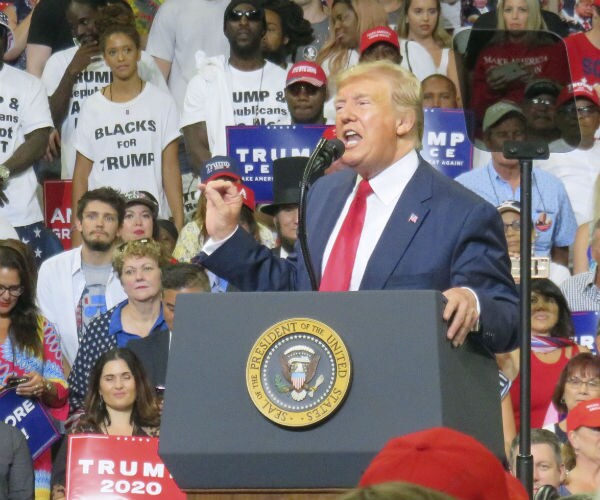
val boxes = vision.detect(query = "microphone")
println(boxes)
[298,137,345,290]
[306,138,345,177]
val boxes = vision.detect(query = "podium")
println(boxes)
[159,290,502,495]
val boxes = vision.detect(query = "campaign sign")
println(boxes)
[0,388,60,459]
[44,180,72,250]
[227,124,327,203]
[66,434,186,499]
[571,310,599,353]
[421,108,473,178]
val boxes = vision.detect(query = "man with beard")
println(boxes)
[180,0,290,168]
[37,187,127,369]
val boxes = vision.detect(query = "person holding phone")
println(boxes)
[0,239,68,499]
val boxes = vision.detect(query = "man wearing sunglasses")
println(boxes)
[537,82,600,226]
[284,61,328,124]
[180,0,290,170]
[520,79,562,145]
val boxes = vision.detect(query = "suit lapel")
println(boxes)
[307,172,356,282]
[360,161,433,290]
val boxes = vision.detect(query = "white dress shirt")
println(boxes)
[322,151,419,291]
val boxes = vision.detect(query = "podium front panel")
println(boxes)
[159,290,502,489]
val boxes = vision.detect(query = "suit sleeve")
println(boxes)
[199,227,302,291]
[450,199,519,353]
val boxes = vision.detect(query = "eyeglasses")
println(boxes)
[566,377,600,390]
[559,104,599,116]
[527,97,554,106]
[0,285,24,297]
[286,82,321,96]
[503,220,521,232]
[226,9,262,22]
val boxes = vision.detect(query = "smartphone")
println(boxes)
[155,385,165,397]
[4,376,29,388]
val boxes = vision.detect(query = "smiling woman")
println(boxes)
[497,278,590,432]
[67,239,167,413]
[51,347,160,500]
[0,239,68,499]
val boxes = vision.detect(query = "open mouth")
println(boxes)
[343,130,362,148]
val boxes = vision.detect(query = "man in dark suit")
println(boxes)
[198,60,519,354]
[127,263,210,388]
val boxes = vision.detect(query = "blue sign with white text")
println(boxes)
[571,310,599,354]
[0,388,59,459]
[421,108,473,178]
[227,125,327,203]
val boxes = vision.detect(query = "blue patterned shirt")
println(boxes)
[68,300,165,411]
[455,163,577,256]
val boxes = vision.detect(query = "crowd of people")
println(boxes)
[0,0,598,498]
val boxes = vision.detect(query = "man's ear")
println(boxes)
[395,109,416,137]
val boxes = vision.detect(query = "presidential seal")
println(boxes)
[246,318,351,428]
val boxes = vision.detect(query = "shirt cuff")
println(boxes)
[202,226,239,256]
[460,286,480,332]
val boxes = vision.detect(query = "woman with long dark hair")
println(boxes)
[498,278,589,431]
[52,348,160,499]
[0,239,68,499]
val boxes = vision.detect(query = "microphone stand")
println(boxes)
[298,139,328,291]
[503,140,549,500]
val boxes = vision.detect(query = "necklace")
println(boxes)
[107,79,144,102]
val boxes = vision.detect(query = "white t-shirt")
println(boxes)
[180,56,289,155]
[0,65,53,226]
[536,141,600,226]
[74,82,180,218]
[146,0,229,111]
[42,48,168,179]
[228,63,289,126]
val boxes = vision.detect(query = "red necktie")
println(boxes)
[319,179,373,291]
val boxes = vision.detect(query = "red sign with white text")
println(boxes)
[43,180,72,250]
[66,434,186,499]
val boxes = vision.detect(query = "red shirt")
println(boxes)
[564,32,600,86]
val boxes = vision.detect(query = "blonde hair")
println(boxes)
[112,238,165,277]
[336,61,424,148]
[397,0,452,49]
[496,0,546,30]
[316,0,387,82]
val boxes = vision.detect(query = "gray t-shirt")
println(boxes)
[295,18,330,62]
[77,262,113,339]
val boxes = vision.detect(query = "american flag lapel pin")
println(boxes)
[408,213,418,224]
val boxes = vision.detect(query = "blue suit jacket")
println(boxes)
[202,158,519,353]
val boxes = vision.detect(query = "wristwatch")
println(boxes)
[0,165,9,183]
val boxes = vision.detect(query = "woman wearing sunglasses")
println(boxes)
[67,239,167,415]
[0,239,68,499]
